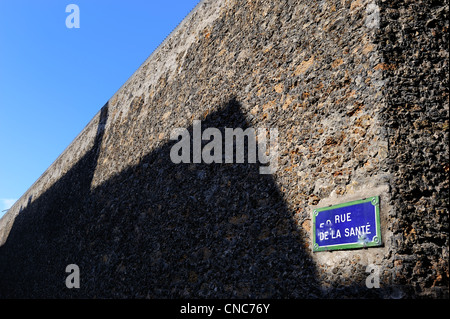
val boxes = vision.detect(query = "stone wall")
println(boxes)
[0,0,447,298]
[376,0,449,297]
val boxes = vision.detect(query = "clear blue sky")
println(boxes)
[0,0,200,217]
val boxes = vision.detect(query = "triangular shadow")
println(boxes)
[0,98,322,298]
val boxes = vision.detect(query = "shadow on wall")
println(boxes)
[0,99,385,298]
[0,103,109,298]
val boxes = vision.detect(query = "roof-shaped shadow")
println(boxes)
[0,99,325,298]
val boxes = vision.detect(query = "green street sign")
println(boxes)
[312,196,382,252]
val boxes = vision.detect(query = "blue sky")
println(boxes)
[0,0,200,217]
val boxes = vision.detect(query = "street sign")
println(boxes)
[312,196,382,252]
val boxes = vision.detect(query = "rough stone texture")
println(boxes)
[0,0,448,298]
[376,0,449,298]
